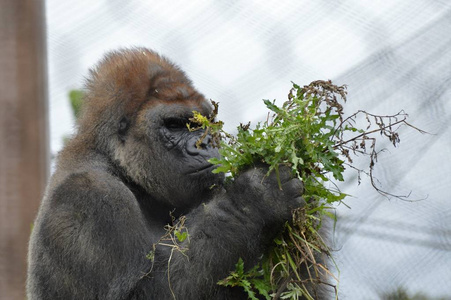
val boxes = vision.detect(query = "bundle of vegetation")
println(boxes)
[187,80,424,299]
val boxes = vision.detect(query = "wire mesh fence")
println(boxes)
[45,1,451,298]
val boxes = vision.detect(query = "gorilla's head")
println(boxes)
[76,48,223,210]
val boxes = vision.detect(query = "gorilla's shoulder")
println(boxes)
[49,169,136,210]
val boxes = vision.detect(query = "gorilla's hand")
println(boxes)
[231,164,305,225]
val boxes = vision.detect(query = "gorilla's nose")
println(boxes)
[186,134,212,156]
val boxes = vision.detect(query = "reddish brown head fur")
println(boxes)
[77,48,207,139]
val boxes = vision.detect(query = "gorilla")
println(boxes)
[27,48,306,299]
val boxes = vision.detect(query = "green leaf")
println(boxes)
[69,90,84,120]
[174,230,188,242]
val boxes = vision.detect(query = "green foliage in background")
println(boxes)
[69,89,84,121]
[381,287,448,300]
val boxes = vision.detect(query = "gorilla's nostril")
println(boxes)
[198,138,209,149]
[187,145,200,155]
[187,135,211,155]
[186,138,201,155]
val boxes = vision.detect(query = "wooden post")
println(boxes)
[0,0,49,299]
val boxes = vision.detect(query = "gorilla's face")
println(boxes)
[78,48,223,211]
[113,99,223,210]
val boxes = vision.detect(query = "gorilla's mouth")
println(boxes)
[188,164,216,175]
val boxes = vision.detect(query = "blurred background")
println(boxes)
[1,0,450,299]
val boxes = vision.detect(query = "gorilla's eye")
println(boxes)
[164,118,189,130]
[118,117,129,135]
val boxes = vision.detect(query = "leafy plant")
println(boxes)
[189,80,425,299]
[217,258,272,300]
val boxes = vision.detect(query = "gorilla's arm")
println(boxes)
[28,171,155,300]
[150,166,304,299]
[29,166,302,300]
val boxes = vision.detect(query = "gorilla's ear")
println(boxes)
[118,117,130,141]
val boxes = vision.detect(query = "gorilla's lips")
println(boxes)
[188,163,216,175]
